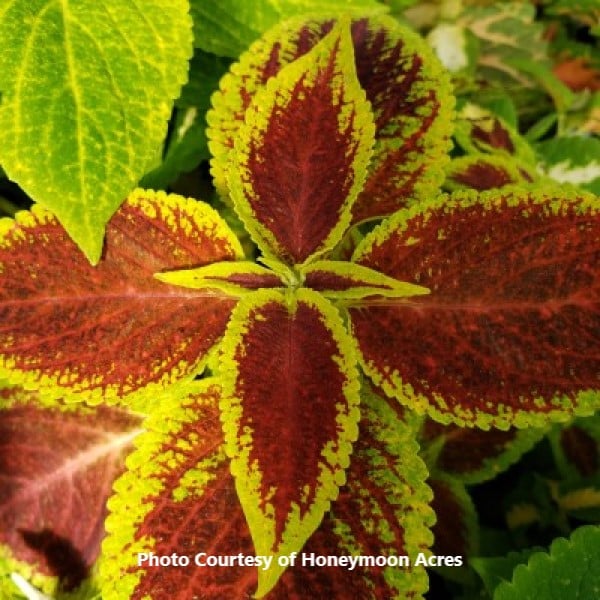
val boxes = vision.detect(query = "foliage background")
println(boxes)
[0,0,599,599]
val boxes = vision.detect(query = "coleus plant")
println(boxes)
[1,11,599,600]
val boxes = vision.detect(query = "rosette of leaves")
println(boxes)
[0,12,599,600]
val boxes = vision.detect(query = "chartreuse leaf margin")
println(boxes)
[227,18,375,265]
[0,0,193,263]
[350,185,600,429]
[0,189,242,406]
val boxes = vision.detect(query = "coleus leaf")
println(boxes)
[454,103,537,164]
[156,261,284,295]
[462,3,549,89]
[0,0,192,264]
[219,288,360,596]
[0,190,241,403]
[301,260,429,300]
[350,186,600,428]
[444,155,536,192]
[227,20,375,265]
[428,476,478,560]
[208,14,453,223]
[421,418,545,485]
[101,382,434,599]
[536,137,600,195]
[0,386,141,595]
[553,415,600,477]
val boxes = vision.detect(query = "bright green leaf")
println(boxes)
[190,0,388,57]
[471,549,542,597]
[495,526,600,600]
[0,0,193,263]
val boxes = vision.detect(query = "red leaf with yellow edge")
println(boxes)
[421,418,545,484]
[0,386,141,595]
[444,155,536,192]
[156,260,284,295]
[219,288,360,596]
[350,186,600,428]
[227,20,374,265]
[0,189,241,403]
[208,14,452,225]
[101,382,434,599]
[428,477,478,560]
[301,259,429,300]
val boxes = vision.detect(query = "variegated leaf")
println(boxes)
[421,418,545,484]
[429,477,478,560]
[454,103,537,163]
[219,288,360,596]
[208,14,453,224]
[101,382,434,599]
[444,155,536,192]
[350,186,600,428]
[156,261,284,295]
[0,190,241,403]
[227,20,374,265]
[301,260,428,300]
[0,386,141,595]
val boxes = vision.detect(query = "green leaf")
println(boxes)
[507,57,575,114]
[471,549,541,597]
[140,107,210,190]
[463,2,549,88]
[0,0,193,263]
[190,0,388,58]
[494,526,600,600]
[141,51,233,190]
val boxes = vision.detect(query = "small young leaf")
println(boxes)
[0,0,193,263]
[219,288,360,596]
[494,526,600,600]
[0,387,141,594]
[227,20,375,264]
[156,261,284,295]
[0,190,241,403]
[301,259,429,299]
[350,186,600,428]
